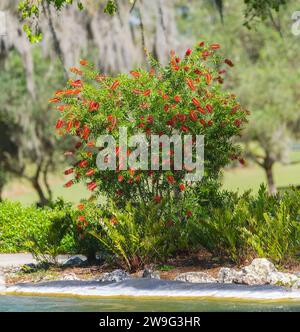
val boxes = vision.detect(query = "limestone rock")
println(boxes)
[98,269,131,283]
[142,269,160,279]
[61,273,80,281]
[175,272,217,283]
[243,258,276,278]
[218,259,300,288]
[267,271,299,287]
[218,267,245,284]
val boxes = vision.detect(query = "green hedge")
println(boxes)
[0,200,75,254]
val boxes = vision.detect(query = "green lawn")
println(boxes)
[3,161,300,205]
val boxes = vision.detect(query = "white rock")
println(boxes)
[175,272,217,283]
[267,271,299,287]
[243,258,276,278]
[218,268,243,284]
[61,273,80,281]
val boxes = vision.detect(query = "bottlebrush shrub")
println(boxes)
[50,42,248,209]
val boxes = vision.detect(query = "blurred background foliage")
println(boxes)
[0,0,300,205]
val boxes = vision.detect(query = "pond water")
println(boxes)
[1,295,300,312]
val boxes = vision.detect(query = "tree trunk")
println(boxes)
[31,177,49,206]
[265,165,276,195]
[30,159,50,206]
[263,156,276,195]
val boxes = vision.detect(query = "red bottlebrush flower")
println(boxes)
[79,160,89,168]
[175,56,181,63]
[239,158,246,166]
[206,104,213,113]
[56,105,68,111]
[200,119,206,127]
[194,69,202,75]
[149,68,155,76]
[55,119,64,129]
[178,114,187,123]
[89,101,100,112]
[77,204,85,210]
[82,126,90,140]
[143,89,151,96]
[65,89,81,95]
[231,105,240,114]
[55,90,64,96]
[199,41,205,47]
[110,80,120,90]
[118,175,124,182]
[87,141,95,147]
[173,65,180,71]
[179,183,185,191]
[66,121,73,132]
[133,89,143,94]
[86,169,95,176]
[207,120,213,126]
[197,107,206,115]
[64,168,74,175]
[186,210,193,218]
[130,71,140,78]
[75,141,82,149]
[116,189,123,196]
[181,125,189,133]
[202,50,211,57]
[185,48,192,56]
[192,97,201,107]
[166,175,175,185]
[164,104,170,112]
[78,215,85,222]
[74,120,81,129]
[49,97,60,103]
[225,58,234,67]
[217,76,224,84]
[87,182,97,191]
[64,180,74,188]
[154,195,162,203]
[205,73,212,85]
[147,115,154,124]
[80,59,88,66]
[189,110,198,122]
[70,67,83,75]
[184,66,190,71]
[234,119,242,127]
[210,43,221,50]
[70,79,82,88]
[186,79,196,91]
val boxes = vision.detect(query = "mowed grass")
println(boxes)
[3,157,300,205]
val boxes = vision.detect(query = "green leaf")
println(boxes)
[104,0,118,16]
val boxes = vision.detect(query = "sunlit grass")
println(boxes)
[3,155,300,205]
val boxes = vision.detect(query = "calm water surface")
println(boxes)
[1,295,300,312]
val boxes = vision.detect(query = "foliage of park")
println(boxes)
[1,186,300,269]
[1,0,300,272]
